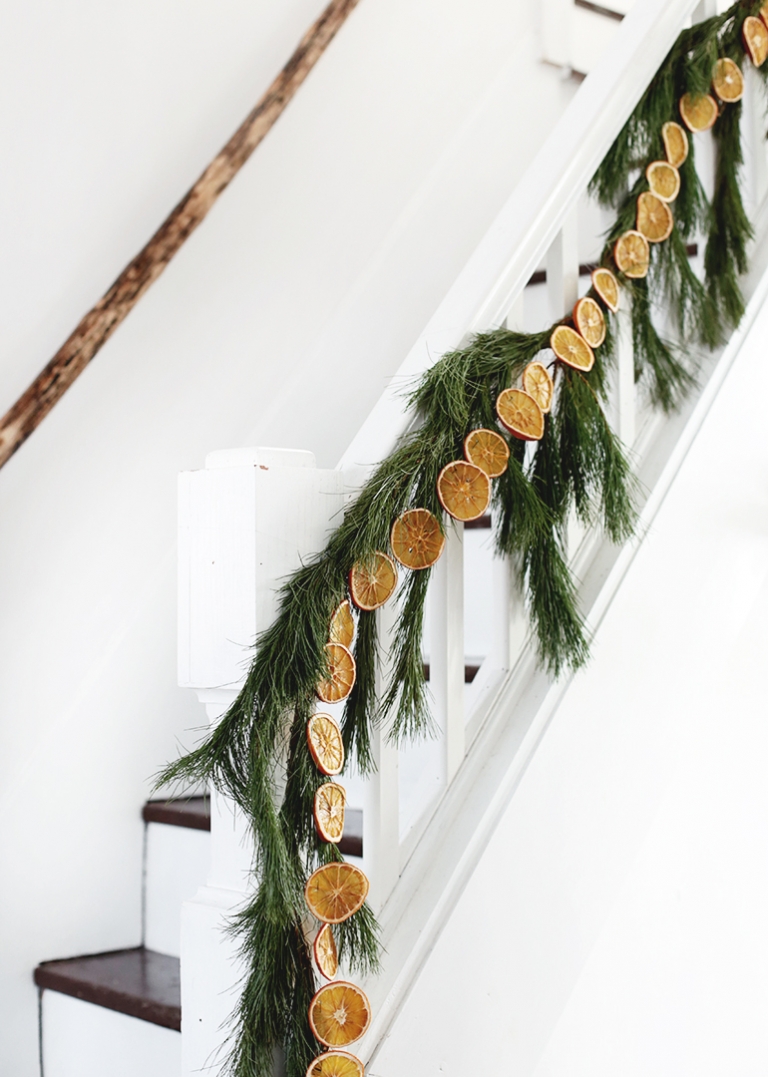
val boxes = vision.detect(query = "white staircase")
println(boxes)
[32,0,768,1073]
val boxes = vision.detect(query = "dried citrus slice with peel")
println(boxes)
[306,862,369,924]
[306,1050,364,1077]
[496,388,545,440]
[463,428,510,477]
[573,297,606,348]
[614,230,649,278]
[314,924,339,981]
[636,192,673,243]
[390,508,445,569]
[592,267,620,313]
[679,92,718,132]
[550,325,595,372]
[646,160,680,203]
[307,713,344,776]
[348,552,397,611]
[309,982,371,1048]
[329,600,354,649]
[436,461,491,521]
[314,782,346,844]
[662,121,688,168]
[521,362,554,414]
[744,15,768,66]
[712,57,743,103]
[316,643,356,704]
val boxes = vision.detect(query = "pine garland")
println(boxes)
[157,4,766,1075]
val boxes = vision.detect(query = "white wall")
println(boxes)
[0,1,577,1072]
[373,280,768,1074]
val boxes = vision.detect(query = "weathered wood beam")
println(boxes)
[0,0,361,469]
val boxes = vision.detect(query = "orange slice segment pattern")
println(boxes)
[316,644,356,704]
[463,428,510,477]
[679,92,718,132]
[646,160,680,203]
[307,713,345,776]
[591,267,620,313]
[313,924,339,981]
[305,862,369,924]
[436,461,491,521]
[329,600,355,649]
[348,552,398,611]
[521,362,554,414]
[636,192,673,243]
[614,230,650,279]
[309,982,371,1048]
[744,15,768,67]
[314,782,347,844]
[496,388,545,440]
[390,508,445,570]
[661,121,689,168]
[306,1050,364,1077]
[712,57,743,103]
[550,325,595,372]
[573,296,606,348]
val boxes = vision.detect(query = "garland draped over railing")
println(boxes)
[158,5,768,1075]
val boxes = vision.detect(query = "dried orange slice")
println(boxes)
[496,388,545,440]
[309,982,371,1048]
[306,1051,364,1077]
[591,267,620,313]
[744,15,768,66]
[307,713,344,776]
[614,230,649,278]
[316,644,356,704]
[390,508,445,569]
[661,121,688,168]
[521,362,554,414]
[463,428,510,477]
[712,57,743,103]
[549,325,595,372]
[646,160,680,203]
[348,552,397,611]
[573,296,606,348]
[436,461,490,521]
[636,192,673,243]
[679,92,718,132]
[306,863,369,924]
[313,924,339,981]
[314,782,346,844]
[329,600,355,649]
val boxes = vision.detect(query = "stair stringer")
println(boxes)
[357,189,768,1066]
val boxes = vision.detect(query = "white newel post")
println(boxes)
[177,447,347,1077]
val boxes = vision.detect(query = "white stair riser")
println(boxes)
[41,992,179,1077]
[144,822,210,958]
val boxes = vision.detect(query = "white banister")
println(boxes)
[430,523,466,783]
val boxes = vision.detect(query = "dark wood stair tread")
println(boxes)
[143,796,363,857]
[34,947,180,1031]
[143,795,210,831]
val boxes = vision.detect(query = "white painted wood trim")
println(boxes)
[338,0,699,473]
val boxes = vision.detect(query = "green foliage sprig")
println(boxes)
[157,4,763,1074]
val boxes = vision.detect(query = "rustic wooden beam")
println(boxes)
[0,0,361,469]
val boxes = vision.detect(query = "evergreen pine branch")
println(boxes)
[630,277,696,411]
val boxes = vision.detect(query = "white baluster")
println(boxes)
[540,0,572,69]
[505,289,525,332]
[746,65,768,212]
[430,522,465,783]
[362,598,401,914]
[615,294,635,448]
[547,207,580,322]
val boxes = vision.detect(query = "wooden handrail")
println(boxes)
[0,0,361,470]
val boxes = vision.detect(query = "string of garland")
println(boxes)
[157,4,768,1075]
